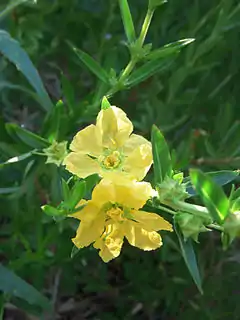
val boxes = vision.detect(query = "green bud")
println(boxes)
[223,211,240,243]
[41,204,66,222]
[43,140,68,167]
[157,176,188,202]
[174,212,210,242]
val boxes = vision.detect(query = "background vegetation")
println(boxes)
[0,0,240,319]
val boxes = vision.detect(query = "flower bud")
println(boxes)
[43,140,68,167]
[174,212,210,242]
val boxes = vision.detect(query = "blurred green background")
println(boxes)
[0,0,240,319]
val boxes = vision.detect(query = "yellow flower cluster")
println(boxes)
[64,105,172,262]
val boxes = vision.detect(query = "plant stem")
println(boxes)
[167,200,210,220]
[138,8,155,46]
[118,58,136,84]
[208,224,224,231]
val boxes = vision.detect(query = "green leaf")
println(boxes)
[149,0,167,10]
[41,204,63,217]
[69,44,109,84]
[147,39,195,60]
[151,125,172,184]
[185,170,239,197]
[0,264,51,310]
[71,245,81,258]
[101,96,111,110]
[0,151,34,167]
[6,123,49,149]
[0,0,29,21]
[44,100,64,142]
[190,169,230,224]
[61,179,70,202]
[68,180,86,209]
[61,73,75,114]
[0,187,20,195]
[175,224,203,294]
[0,30,52,111]
[85,174,101,195]
[118,0,136,43]
[126,56,174,87]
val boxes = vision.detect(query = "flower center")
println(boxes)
[100,151,122,170]
[107,207,125,222]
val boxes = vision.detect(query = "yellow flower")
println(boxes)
[70,178,172,262]
[64,106,152,181]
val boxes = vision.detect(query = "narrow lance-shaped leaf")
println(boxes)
[6,123,49,149]
[0,151,34,167]
[185,170,239,197]
[190,169,230,224]
[0,0,29,21]
[69,43,109,84]
[0,264,51,311]
[118,0,136,43]
[127,56,174,87]
[175,223,203,294]
[146,39,195,61]
[0,31,53,111]
[61,178,70,202]
[151,125,172,185]
[67,180,86,210]
[0,187,20,195]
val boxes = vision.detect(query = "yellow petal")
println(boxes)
[64,152,101,178]
[114,179,153,210]
[94,223,124,262]
[124,221,162,251]
[92,178,153,210]
[123,134,150,155]
[123,142,152,181]
[131,210,173,232]
[69,200,95,220]
[96,106,133,148]
[70,124,102,156]
[72,209,105,248]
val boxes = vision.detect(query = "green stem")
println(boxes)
[208,224,224,232]
[167,200,210,220]
[138,8,155,46]
[118,59,136,83]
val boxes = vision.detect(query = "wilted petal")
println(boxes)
[94,223,124,262]
[131,210,173,232]
[70,125,102,156]
[125,221,162,251]
[96,106,133,148]
[64,152,101,178]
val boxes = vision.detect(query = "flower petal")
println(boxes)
[92,178,153,210]
[69,200,95,220]
[114,179,153,209]
[72,208,105,248]
[124,221,162,251]
[123,134,150,155]
[64,152,101,178]
[70,124,102,156]
[131,210,173,232]
[91,179,117,208]
[123,142,152,181]
[96,106,133,148]
[94,223,124,262]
